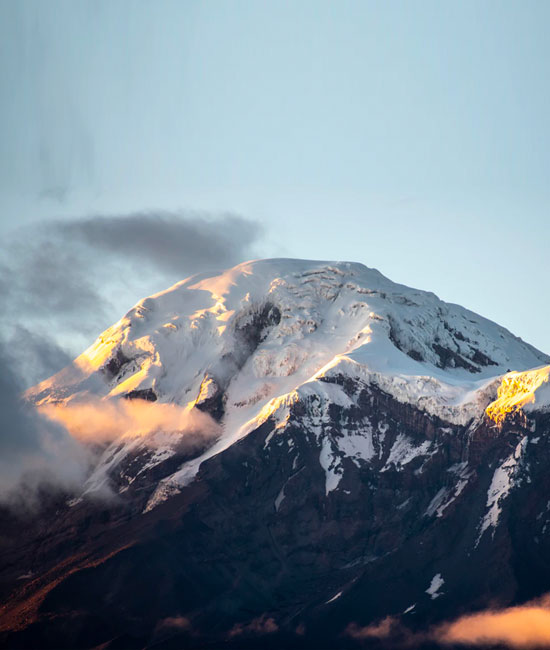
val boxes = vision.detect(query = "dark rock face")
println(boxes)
[124,388,157,402]
[432,342,480,373]
[233,302,282,357]
[103,349,132,378]
[193,374,225,422]
[1,375,549,650]
[194,303,282,422]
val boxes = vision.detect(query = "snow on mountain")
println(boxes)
[476,436,529,545]
[7,259,550,649]
[28,258,549,508]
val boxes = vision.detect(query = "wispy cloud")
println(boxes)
[345,593,550,649]
[6,326,73,389]
[0,210,262,501]
[52,211,263,276]
[434,594,550,648]
[0,346,220,503]
[229,615,279,638]
[40,398,220,447]
[1,210,263,385]
[346,617,398,641]
[0,342,88,505]
[155,616,191,632]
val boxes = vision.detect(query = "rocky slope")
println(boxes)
[1,259,549,649]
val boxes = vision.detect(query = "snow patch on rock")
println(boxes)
[477,437,528,544]
[426,573,445,599]
[382,434,433,472]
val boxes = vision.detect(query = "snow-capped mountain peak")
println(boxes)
[6,259,550,649]
[28,259,549,508]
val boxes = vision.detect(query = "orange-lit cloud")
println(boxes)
[156,615,191,632]
[345,594,550,649]
[40,398,220,445]
[229,615,278,637]
[434,594,550,648]
[346,617,398,640]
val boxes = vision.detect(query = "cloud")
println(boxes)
[434,594,550,648]
[0,350,220,502]
[152,615,194,645]
[52,211,263,276]
[1,210,263,386]
[155,616,191,632]
[6,326,73,389]
[0,209,261,501]
[40,398,220,447]
[229,615,279,638]
[345,617,398,640]
[0,342,88,505]
[344,594,550,649]
[6,237,105,317]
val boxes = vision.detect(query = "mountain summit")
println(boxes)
[3,259,550,649]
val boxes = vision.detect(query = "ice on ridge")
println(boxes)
[26,258,550,510]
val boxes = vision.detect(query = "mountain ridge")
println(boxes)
[27,258,549,510]
[2,258,550,649]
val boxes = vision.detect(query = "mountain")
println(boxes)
[1,258,550,649]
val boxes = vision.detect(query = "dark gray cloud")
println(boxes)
[1,210,263,385]
[6,326,73,389]
[53,212,263,276]
[4,211,261,319]
[2,239,107,324]
[0,210,262,501]
[0,342,88,504]
[0,238,108,385]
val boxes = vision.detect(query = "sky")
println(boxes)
[1,0,549,385]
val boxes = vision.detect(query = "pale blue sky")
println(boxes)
[1,0,549,354]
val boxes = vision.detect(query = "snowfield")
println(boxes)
[28,258,550,509]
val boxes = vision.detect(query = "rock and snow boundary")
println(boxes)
[27,258,550,510]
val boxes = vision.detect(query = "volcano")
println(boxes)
[2,258,550,649]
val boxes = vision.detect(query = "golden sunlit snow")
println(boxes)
[486,366,550,425]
